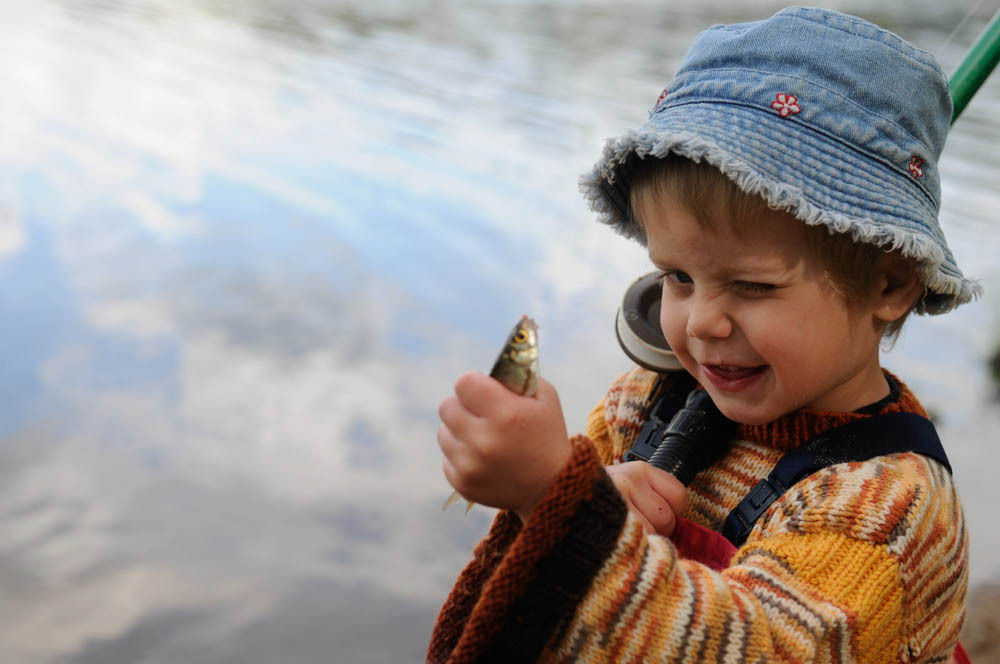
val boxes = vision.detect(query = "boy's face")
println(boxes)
[642,193,887,425]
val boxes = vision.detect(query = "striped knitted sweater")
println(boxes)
[428,367,968,664]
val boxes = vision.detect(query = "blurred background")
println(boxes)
[1,1,998,662]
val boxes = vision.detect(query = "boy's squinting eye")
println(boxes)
[656,270,693,286]
[655,271,773,295]
[733,280,775,295]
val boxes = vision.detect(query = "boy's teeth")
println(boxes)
[710,364,763,376]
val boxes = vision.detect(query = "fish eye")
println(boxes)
[514,330,528,343]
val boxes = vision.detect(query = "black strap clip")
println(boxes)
[723,477,785,544]
[623,373,698,464]
[624,417,666,463]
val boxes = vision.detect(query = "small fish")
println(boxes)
[489,315,540,397]
[444,315,540,513]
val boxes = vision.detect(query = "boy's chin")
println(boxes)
[709,394,782,427]
[719,410,774,426]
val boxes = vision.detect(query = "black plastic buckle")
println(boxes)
[722,477,785,545]
[624,418,665,463]
[622,373,698,464]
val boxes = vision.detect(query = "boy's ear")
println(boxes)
[872,253,922,324]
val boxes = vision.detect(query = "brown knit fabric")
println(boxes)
[428,434,624,664]
[427,511,523,662]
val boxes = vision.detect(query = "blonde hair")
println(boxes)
[627,154,916,342]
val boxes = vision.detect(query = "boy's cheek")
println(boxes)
[659,314,689,357]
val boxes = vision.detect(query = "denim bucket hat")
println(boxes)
[580,6,980,314]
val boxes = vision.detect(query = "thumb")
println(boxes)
[533,376,561,405]
[644,465,689,516]
[527,377,569,440]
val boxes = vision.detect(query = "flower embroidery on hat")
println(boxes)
[771,93,801,117]
[908,156,925,179]
[655,87,669,107]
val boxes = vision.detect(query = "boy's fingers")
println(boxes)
[437,425,483,484]
[629,483,677,536]
[608,462,683,537]
[438,395,478,436]
[437,424,460,458]
[453,371,512,416]
[645,465,689,515]
[440,452,463,494]
[633,512,656,535]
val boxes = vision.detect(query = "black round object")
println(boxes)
[615,272,683,372]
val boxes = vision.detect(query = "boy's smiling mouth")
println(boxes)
[701,364,768,391]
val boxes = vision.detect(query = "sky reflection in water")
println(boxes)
[1,1,999,662]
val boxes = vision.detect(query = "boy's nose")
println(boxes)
[685,295,732,340]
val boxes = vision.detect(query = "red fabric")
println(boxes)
[950,640,971,664]
[670,516,737,572]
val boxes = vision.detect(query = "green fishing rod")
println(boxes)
[950,8,1000,124]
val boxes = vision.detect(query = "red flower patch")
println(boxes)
[908,156,925,179]
[771,93,801,118]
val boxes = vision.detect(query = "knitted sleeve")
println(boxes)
[426,434,629,664]
[427,369,655,663]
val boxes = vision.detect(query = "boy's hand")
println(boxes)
[437,372,571,521]
[606,461,688,536]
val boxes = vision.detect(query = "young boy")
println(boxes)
[431,7,977,663]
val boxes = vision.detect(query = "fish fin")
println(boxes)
[443,490,464,511]
[443,490,477,514]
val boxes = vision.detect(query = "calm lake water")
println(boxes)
[1,1,998,661]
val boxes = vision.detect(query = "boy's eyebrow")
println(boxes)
[649,252,798,278]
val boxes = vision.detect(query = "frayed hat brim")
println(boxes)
[580,104,980,314]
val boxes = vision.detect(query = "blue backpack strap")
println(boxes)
[721,412,951,547]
